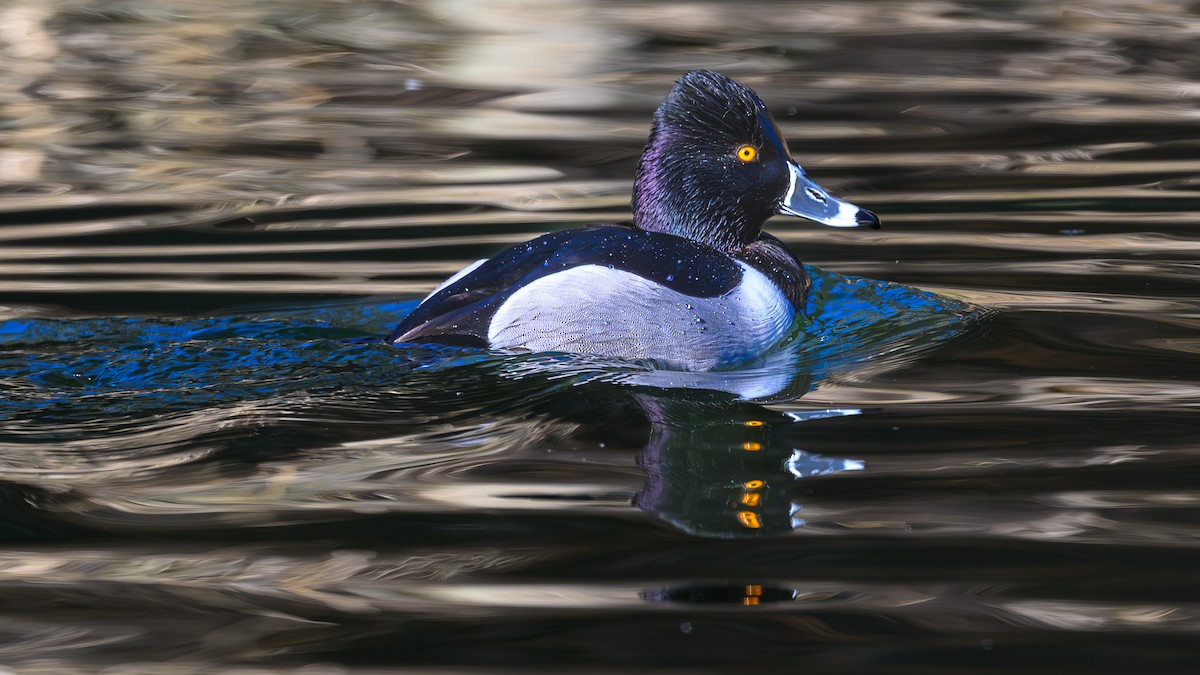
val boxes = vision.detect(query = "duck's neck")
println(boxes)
[631,136,762,252]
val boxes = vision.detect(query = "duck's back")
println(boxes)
[389,225,805,370]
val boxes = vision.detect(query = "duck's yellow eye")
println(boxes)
[736,144,758,162]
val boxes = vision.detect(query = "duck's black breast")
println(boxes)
[388,224,746,347]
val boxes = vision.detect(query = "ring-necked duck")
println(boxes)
[389,70,879,371]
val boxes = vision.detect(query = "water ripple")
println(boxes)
[3,0,1200,670]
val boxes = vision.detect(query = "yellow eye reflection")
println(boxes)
[737,511,762,529]
[736,144,758,162]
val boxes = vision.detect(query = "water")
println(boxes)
[3,1,1200,671]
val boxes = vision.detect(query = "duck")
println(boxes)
[388,70,879,372]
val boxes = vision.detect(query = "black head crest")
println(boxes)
[632,71,793,251]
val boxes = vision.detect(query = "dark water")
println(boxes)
[3,1,1200,672]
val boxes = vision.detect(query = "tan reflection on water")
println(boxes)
[2,1,1200,670]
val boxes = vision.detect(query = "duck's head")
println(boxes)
[632,70,879,251]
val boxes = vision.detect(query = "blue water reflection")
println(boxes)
[0,266,978,419]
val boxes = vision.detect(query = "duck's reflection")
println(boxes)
[632,391,862,537]
[640,582,800,606]
[519,347,863,539]
[549,365,864,607]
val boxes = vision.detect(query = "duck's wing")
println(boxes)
[388,228,582,347]
[388,225,743,347]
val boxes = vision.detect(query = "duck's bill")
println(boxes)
[779,162,880,229]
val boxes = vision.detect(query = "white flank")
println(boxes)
[487,263,794,372]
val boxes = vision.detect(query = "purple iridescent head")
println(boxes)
[632,71,879,252]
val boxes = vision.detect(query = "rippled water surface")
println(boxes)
[3,1,1200,672]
